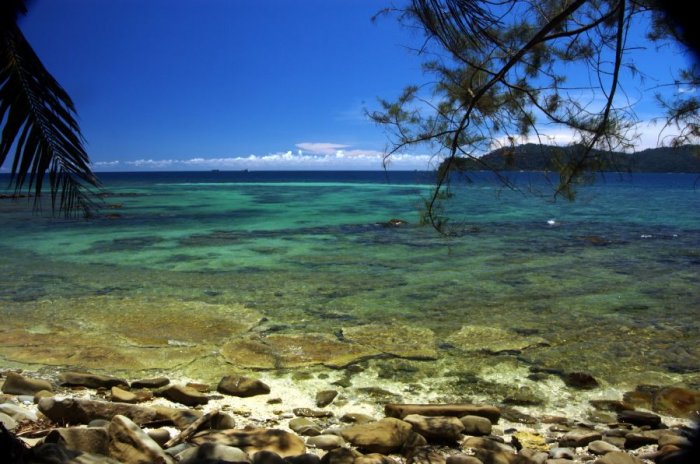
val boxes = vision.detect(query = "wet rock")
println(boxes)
[44,427,109,455]
[340,412,376,424]
[558,429,602,447]
[316,390,338,408]
[503,386,544,406]
[26,443,82,463]
[519,449,548,464]
[623,429,668,449]
[511,431,549,452]
[446,455,483,464]
[403,414,465,442]
[218,376,271,397]
[463,436,514,453]
[111,386,138,404]
[288,453,323,464]
[320,447,362,464]
[356,453,398,464]
[152,406,202,428]
[500,407,537,425]
[341,417,413,454]
[602,436,626,449]
[593,451,644,464]
[289,418,322,437]
[588,411,617,424]
[0,402,37,422]
[108,414,173,464]
[293,408,333,418]
[38,397,159,425]
[192,428,306,458]
[59,371,128,389]
[617,410,662,427]
[447,325,547,354]
[1,372,53,395]
[652,387,700,419]
[0,412,17,431]
[306,434,345,450]
[560,372,599,390]
[460,415,493,436]
[548,448,575,459]
[88,419,110,428]
[408,447,446,464]
[211,412,237,430]
[588,440,621,455]
[589,400,634,412]
[178,443,251,464]
[658,433,690,447]
[474,449,529,464]
[157,384,208,406]
[385,404,501,424]
[131,377,170,389]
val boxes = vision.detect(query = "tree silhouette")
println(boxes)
[1,0,98,216]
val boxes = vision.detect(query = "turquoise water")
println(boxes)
[1,171,699,408]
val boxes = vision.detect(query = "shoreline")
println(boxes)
[1,368,698,464]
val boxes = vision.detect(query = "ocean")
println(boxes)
[1,171,698,414]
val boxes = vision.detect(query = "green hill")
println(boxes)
[443,144,700,173]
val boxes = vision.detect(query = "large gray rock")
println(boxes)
[341,417,413,454]
[44,427,109,455]
[385,404,501,424]
[0,412,17,431]
[38,397,159,425]
[0,403,37,422]
[217,376,271,397]
[192,428,306,458]
[306,434,345,450]
[403,414,465,442]
[108,414,173,464]
[1,372,53,395]
[59,371,128,389]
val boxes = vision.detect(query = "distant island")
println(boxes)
[441,144,700,173]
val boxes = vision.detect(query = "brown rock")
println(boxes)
[131,377,170,389]
[460,415,493,436]
[1,372,53,395]
[558,429,602,448]
[192,428,306,458]
[446,455,483,464]
[341,417,413,454]
[218,376,270,397]
[594,451,644,464]
[560,372,599,390]
[407,447,446,464]
[108,414,173,463]
[157,384,208,406]
[320,447,362,464]
[293,408,333,418]
[111,386,138,404]
[652,387,700,419]
[589,400,634,412]
[355,454,397,464]
[474,449,533,464]
[59,371,128,389]
[385,404,500,424]
[38,397,159,425]
[511,431,549,452]
[617,410,662,427]
[44,427,109,455]
[403,414,465,442]
[316,390,338,408]
[462,437,514,453]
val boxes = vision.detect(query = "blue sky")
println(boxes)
[14,0,696,171]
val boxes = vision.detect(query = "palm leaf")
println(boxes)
[1,2,99,216]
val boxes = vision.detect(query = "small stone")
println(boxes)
[403,414,465,442]
[306,434,345,450]
[602,436,626,449]
[108,414,172,464]
[111,386,138,404]
[594,451,644,464]
[460,415,492,436]
[131,377,170,389]
[519,448,548,464]
[59,371,128,389]
[0,412,17,431]
[211,412,237,430]
[315,390,338,408]
[512,431,549,452]
[186,382,210,393]
[1,372,53,395]
[462,436,514,453]
[293,408,333,418]
[341,417,413,454]
[500,407,537,424]
[560,372,599,389]
[408,447,446,464]
[558,429,602,447]
[253,450,286,464]
[217,376,270,397]
[289,418,322,437]
[588,440,621,455]
[147,428,171,447]
[157,384,208,406]
[617,410,661,427]
[446,455,482,464]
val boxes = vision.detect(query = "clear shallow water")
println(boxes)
[0,171,699,411]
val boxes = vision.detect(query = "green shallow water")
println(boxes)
[1,171,699,410]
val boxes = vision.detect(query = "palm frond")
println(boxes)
[1,6,99,217]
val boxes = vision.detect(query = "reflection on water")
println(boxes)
[0,171,698,409]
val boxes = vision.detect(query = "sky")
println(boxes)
[13,0,697,171]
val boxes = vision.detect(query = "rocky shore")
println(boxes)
[1,370,698,464]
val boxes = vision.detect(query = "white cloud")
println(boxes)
[295,142,349,155]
